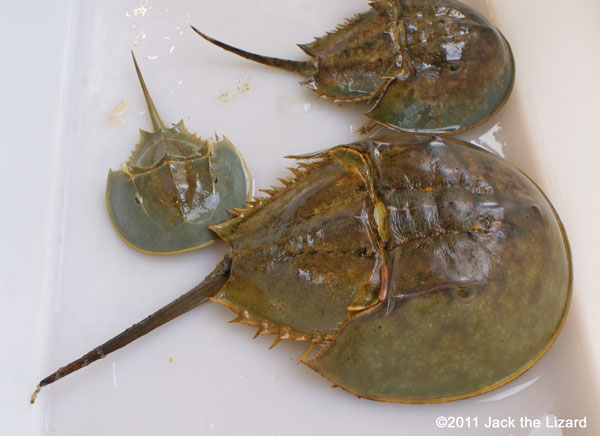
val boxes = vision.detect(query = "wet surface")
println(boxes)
[12,1,599,435]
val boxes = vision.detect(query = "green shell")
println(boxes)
[106,54,251,254]
[210,135,571,402]
[193,0,514,134]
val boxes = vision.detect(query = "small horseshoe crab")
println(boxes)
[32,135,570,403]
[106,53,251,254]
[192,0,515,134]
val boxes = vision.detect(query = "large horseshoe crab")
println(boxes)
[32,134,571,403]
[106,53,251,254]
[192,0,514,134]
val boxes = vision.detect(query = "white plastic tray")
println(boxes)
[3,1,599,435]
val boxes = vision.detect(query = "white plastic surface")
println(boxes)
[2,1,599,435]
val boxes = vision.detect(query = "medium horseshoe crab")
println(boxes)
[192,0,514,134]
[106,53,251,254]
[32,134,570,404]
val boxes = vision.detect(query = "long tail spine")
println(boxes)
[31,258,231,404]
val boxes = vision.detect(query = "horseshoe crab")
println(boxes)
[32,135,570,404]
[192,0,514,134]
[106,53,251,254]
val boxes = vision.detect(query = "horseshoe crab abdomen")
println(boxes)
[211,157,381,339]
